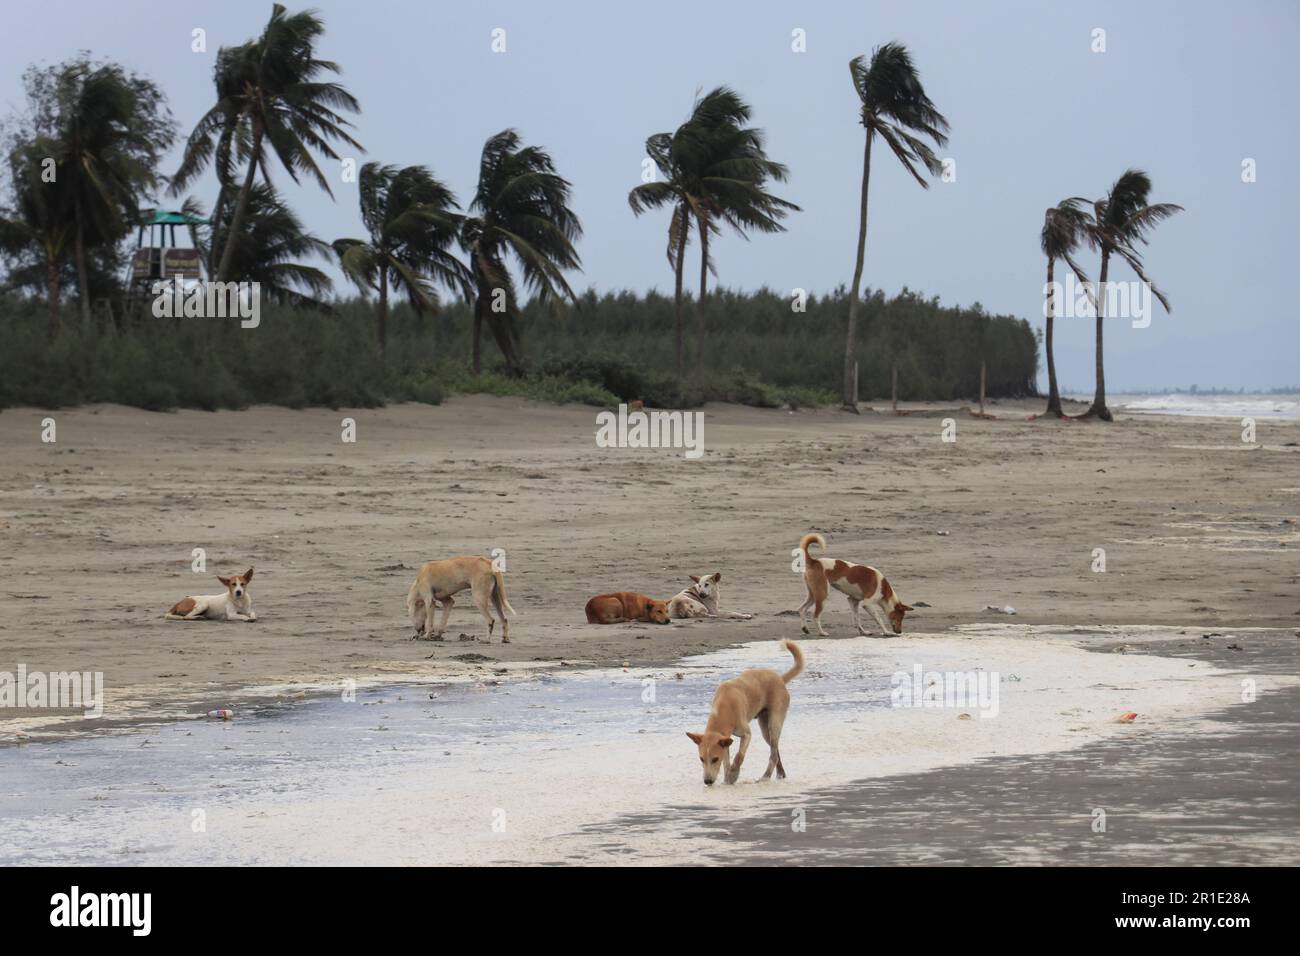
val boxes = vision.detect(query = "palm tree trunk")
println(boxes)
[486,311,520,375]
[673,215,687,380]
[378,265,389,357]
[1088,248,1111,420]
[216,126,263,283]
[843,130,874,410]
[208,183,229,276]
[45,248,61,329]
[74,197,91,326]
[1044,257,1062,417]
[696,213,708,371]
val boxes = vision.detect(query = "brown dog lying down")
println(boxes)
[584,591,671,625]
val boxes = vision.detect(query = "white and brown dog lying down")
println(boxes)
[797,533,913,637]
[667,573,753,620]
[407,556,516,643]
[165,568,257,622]
[688,639,803,785]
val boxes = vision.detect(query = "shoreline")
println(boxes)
[6,624,1291,865]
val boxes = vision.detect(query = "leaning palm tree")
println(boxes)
[333,162,471,353]
[54,62,173,324]
[460,129,582,375]
[842,43,949,410]
[170,4,362,282]
[186,187,333,308]
[684,89,798,368]
[1040,198,1096,417]
[1083,170,1182,420]
[630,87,798,378]
[628,129,697,379]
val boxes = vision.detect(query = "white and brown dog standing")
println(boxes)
[687,639,803,785]
[797,533,912,637]
[667,573,753,620]
[407,556,515,643]
[166,568,257,622]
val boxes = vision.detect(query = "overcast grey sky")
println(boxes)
[3,0,1296,391]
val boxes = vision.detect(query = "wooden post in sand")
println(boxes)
[852,362,859,410]
[891,364,898,414]
[979,361,987,416]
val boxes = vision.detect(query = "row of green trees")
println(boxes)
[0,285,1037,411]
[0,3,1160,416]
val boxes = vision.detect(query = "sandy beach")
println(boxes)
[1,396,1298,864]
[2,395,1297,728]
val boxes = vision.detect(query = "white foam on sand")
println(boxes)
[0,628,1283,865]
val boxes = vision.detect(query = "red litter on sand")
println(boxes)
[1115,712,1138,723]
[207,709,234,720]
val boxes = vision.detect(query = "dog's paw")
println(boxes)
[800,625,809,635]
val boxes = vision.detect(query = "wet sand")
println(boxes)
[1,395,1297,739]
[607,629,1300,866]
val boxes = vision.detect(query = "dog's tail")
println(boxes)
[799,532,826,564]
[780,639,805,684]
[492,571,517,618]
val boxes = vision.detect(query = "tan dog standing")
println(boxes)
[687,640,803,785]
[667,573,753,620]
[797,533,912,637]
[584,592,671,625]
[407,556,515,643]
[166,569,257,622]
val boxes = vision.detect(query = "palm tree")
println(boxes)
[1040,199,1095,417]
[460,129,582,375]
[684,89,798,368]
[628,129,697,379]
[0,137,74,326]
[630,87,798,378]
[842,43,949,410]
[333,162,471,353]
[1083,170,1182,420]
[170,4,362,282]
[186,186,332,308]
[54,62,173,324]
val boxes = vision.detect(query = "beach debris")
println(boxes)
[206,709,234,720]
[1226,643,1243,651]
[957,713,972,720]
[1115,712,1138,723]
[936,530,950,536]
[985,605,1017,615]
[1007,674,1022,682]
[913,601,932,608]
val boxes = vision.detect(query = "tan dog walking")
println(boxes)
[687,640,803,785]
[407,556,516,643]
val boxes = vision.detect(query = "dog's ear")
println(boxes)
[711,573,722,583]
[718,736,733,748]
[686,732,703,745]
[899,603,913,612]
[689,575,700,584]
[217,575,232,586]
[243,568,254,582]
